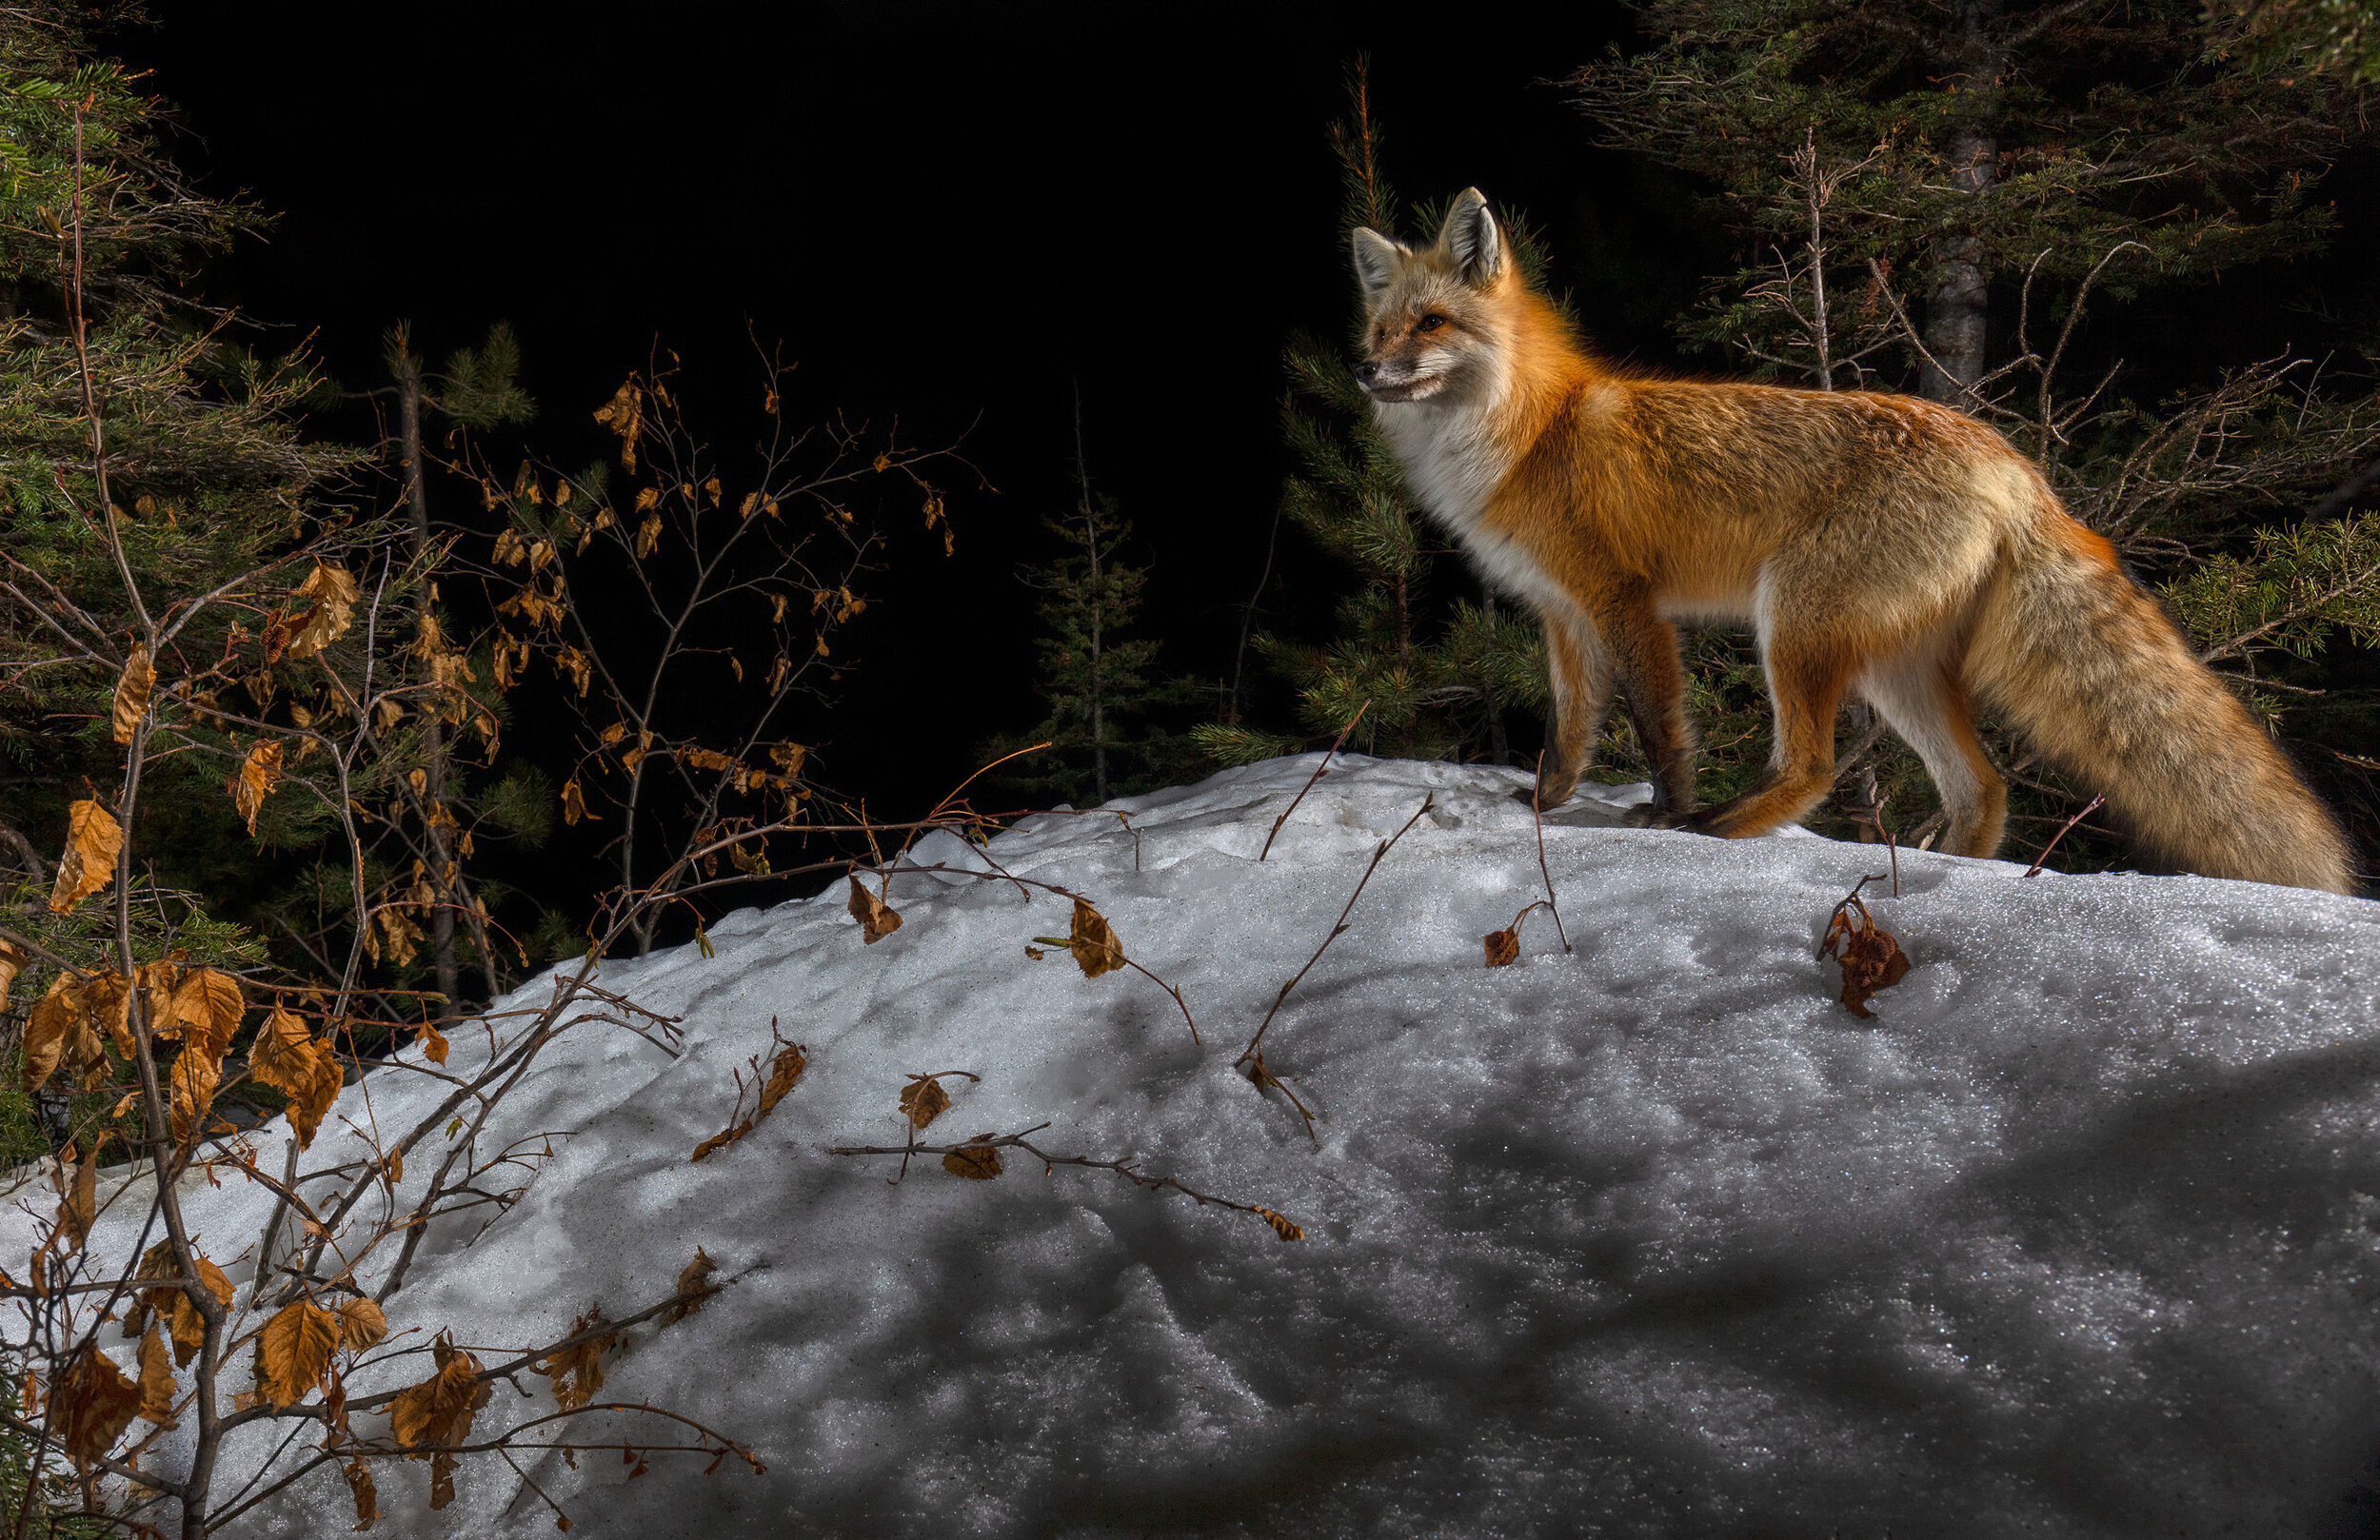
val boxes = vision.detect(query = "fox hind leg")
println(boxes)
[1682,637,1853,839]
[1859,656,2007,859]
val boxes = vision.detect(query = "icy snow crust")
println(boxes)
[28,756,2380,1538]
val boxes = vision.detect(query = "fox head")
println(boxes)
[1350,188,1511,405]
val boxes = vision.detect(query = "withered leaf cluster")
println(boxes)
[248,1003,347,1147]
[388,1339,491,1511]
[690,1037,808,1163]
[847,876,902,943]
[1820,896,1913,1019]
[537,1307,619,1412]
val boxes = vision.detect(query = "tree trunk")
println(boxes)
[1920,0,2003,405]
[396,348,461,1006]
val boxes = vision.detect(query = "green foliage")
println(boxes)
[415,319,536,431]
[0,1411,116,1538]
[2228,0,2380,83]
[989,489,1192,804]
[1575,0,2350,377]
[1224,65,1547,767]
[2165,512,2380,665]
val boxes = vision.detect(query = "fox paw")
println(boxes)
[1622,803,1701,832]
[1511,783,1577,811]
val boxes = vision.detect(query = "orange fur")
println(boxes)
[1349,190,2354,894]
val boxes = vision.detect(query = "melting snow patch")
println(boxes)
[23,756,2380,1538]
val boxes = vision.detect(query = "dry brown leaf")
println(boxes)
[48,799,121,913]
[0,939,25,1011]
[24,970,119,1095]
[688,1125,746,1163]
[412,1020,449,1066]
[663,1248,721,1325]
[387,1341,486,1451]
[343,1455,378,1530]
[111,642,154,745]
[846,876,901,944]
[228,740,286,837]
[149,966,243,1140]
[166,1256,234,1369]
[136,1324,177,1428]
[256,1298,341,1407]
[52,1344,141,1464]
[560,777,596,826]
[285,563,360,660]
[1067,898,1123,979]
[24,974,79,1093]
[900,1075,951,1130]
[1253,1207,1305,1242]
[942,1143,1002,1180]
[248,1004,345,1148]
[123,1239,175,1339]
[757,1043,806,1116]
[81,967,135,1062]
[337,1297,389,1353]
[1483,928,1520,968]
[1820,900,1914,1020]
[594,381,644,469]
[54,1137,102,1254]
[538,1309,615,1412]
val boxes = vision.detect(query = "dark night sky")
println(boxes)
[130,1,1668,821]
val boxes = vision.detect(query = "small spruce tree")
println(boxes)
[988,400,1189,806]
[1196,61,1549,769]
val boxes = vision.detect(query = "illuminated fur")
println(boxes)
[1351,189,2354,894]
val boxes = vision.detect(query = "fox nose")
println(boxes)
[1355,362,1380,387]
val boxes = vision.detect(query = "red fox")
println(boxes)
[1352,188,2355,894]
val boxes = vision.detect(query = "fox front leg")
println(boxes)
[1589,597,1697,823]
[1517,618,1617,809]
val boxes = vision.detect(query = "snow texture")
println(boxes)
[20,756,2380,1538]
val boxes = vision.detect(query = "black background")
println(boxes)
[121,4,2380,919]
[131,1,1674,823]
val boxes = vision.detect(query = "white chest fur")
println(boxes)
[1375,396,1580,624]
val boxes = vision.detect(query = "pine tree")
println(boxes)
[357,322,534,1005]
[1570,0,2380,863]
[0,2,359,902]
[990,399,1189,805]
[1197,62,1548,768]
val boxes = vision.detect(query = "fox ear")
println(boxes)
[1438,188,1503,287]
[1351,227,1405,305]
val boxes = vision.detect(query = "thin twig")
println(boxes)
[1237,793,1434,1070]
[830,1124,1303,1238]
[2023,794,2105,878]
[1259,700,1372,861]
[1529,751,1572,953]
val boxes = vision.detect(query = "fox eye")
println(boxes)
[1416,313,1447,333]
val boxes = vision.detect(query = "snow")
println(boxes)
[20,755,2380,1538]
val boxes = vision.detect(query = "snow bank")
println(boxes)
[25,756,2380,1538]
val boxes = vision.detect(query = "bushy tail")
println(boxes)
[1967,511,2355,895]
